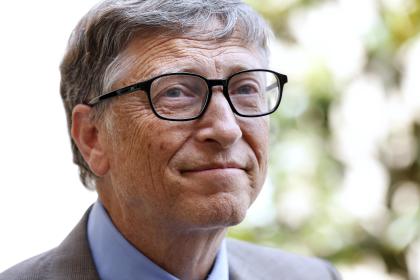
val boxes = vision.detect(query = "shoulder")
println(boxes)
[226,238,341,280]
[0,249,56,280]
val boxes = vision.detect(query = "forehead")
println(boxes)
[114,32,266,86]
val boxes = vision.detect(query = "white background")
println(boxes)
[0,1,99,270]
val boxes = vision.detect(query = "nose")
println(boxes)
[195,89,242,149]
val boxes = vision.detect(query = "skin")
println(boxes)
[71,32,269,280]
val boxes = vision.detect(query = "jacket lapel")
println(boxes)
[48,207,100,280]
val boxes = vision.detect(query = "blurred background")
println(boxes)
[0,0,419,279]
[231,0,420,279]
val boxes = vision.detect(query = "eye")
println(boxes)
[235,84,258,95]
[230,81,260,96]
[163,88,184,98]
[153,86,194,101]
[150,75,207,107]
[152,85,203,108]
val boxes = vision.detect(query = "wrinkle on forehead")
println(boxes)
[107,32,266,90]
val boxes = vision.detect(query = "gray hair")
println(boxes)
[60,0,273,189]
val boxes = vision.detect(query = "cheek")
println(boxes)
[241,117,269,190]
[108,107,190,191]
[109,100,160,161]
[243,117,269,162]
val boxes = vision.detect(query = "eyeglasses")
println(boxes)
[88,69,288,121]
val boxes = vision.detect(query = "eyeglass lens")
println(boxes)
[150,70,280,120]
[228,70,280,117]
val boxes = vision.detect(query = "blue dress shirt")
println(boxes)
[87,201,229,280]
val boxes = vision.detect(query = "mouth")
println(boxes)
[180,163,246,174]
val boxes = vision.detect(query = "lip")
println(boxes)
[180,168,245,179]
[180,163,246,173]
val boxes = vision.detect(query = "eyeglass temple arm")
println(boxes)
[266,74,288,91]
[88,83,148,105]
[266,82,277,91]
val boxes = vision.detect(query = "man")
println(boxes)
[0,1,340,279]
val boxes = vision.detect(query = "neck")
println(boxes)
[124,225,226,280]
[99,194,226,280]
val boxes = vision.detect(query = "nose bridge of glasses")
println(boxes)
[208,79,226,89]
[207,79,228,96]
[202,79,236,117]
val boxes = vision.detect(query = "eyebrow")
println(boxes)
[151,64,260,79]
[152,66,194,77]
[226,65,258,76]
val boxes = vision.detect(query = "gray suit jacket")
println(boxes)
[0,209,340,280]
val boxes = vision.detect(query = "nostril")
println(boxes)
[196,124,242,149]
[195,114,242,149]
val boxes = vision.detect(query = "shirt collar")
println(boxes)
[87,201,229,280]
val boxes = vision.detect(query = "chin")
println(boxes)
[183,192,251,230]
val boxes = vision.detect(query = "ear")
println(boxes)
[71,104,110,177]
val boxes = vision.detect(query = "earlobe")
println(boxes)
[71,104,110,177]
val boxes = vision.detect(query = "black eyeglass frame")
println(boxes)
[87,69,288,121]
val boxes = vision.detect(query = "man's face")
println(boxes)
[100,33,269,231]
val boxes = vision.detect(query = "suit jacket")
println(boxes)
[0,209,341,280]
